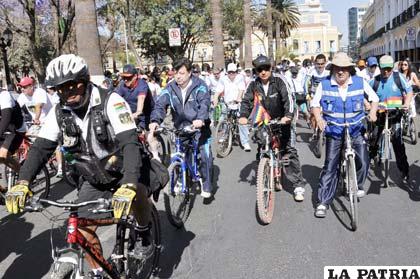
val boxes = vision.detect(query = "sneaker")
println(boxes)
[356,189,365,198]
[131,228,154,261]
[201,190,212,198]
[314,204,328,218]
[294,187,305,202]
[402,173,410,185]
[55,168,63,179]
[243,143,251,152]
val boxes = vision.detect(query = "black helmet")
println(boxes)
[45,54,90,87]
[252,55,271,68]
[121,64,138,77]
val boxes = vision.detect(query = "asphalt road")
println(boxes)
[1,118,420,279]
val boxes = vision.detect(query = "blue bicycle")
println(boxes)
[159,125,201,228]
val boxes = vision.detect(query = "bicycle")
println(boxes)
[401,110,417,145]
[255,119,289,225]
[159,125,201,228]
[23,196,161,279]
[215,103,240,158]
[331,117,366,231]
[212,95,225,128]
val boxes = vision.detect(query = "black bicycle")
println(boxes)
[215,105,241,158]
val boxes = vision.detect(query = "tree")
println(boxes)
[266,0,274,64]
[243,0,252,68]
[74,0,103,76]
[211,0,224,70]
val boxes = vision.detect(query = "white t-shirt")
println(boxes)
[48,91,61,105]
[220,75,245,109]
[39,88,136,159]
[357,67,380,82]
[17,88,53,123]
[0,91,26,133]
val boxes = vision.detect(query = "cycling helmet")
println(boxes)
[45,54,90,87]
[252,55,271,68]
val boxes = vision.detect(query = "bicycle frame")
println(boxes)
[170,130,201,194]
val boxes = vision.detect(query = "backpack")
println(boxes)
[372,72,406,96]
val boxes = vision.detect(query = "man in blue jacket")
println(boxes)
[149,58,213,198]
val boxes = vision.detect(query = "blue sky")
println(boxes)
[297,0,369,46]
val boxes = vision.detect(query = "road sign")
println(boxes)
[169,28,181,47]
[406,27,416,41]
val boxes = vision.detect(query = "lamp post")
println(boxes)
[0,28,13,90]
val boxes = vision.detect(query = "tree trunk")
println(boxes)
[243,0,252,68]
[275,21,281,64]
[267,0,273,65]
[239,39,244,68]
[74,0,103,77]
[211,0,224,70]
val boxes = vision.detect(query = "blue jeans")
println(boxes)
[238,124,250,146]
[317,134,369,205]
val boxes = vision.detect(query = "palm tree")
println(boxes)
[243,0,252,68]
[266,0,274,65]
[272,0,300,63]
[211,0,224,70]
[74,0,103,76]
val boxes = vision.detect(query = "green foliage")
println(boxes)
[223,0,245,40]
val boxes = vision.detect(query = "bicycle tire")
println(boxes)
[126,204,161,279]
[31,165,51,199]
[215,121,233,158]
[256,157,275,225]
[164,161,191,228]
[347,155,358,231]
[409,118,417,145]
[50,262,75,279]
[155,134,171,167]
[381,133,390,188]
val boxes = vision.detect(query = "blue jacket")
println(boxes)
[150,76,210,129]
[320,76,365,139]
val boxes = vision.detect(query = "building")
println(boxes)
[285,0,342,61]
[348,4,369,59]
[360,0,420,68]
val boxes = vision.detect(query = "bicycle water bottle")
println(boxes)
[60,147,75,164]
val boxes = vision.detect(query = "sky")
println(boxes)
[297,0,369,46]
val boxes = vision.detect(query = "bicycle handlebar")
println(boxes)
[24,197,111,212]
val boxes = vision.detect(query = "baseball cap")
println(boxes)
[379,55,394,68]
[120,64,138,77]
[227,63,237,72]
[367,57,378,67]
[17,77,34,87]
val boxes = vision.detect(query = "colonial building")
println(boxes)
[348,4,370,59]
[360,0,420,67]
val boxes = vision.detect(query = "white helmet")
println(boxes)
[45,54,90,87]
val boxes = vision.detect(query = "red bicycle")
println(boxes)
[24,196,161,279]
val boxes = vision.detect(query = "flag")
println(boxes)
[250,91,271,127]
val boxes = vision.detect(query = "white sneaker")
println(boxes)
[243,143,251,152]
[201,191,212,198]
[294,187,305,202]
[56,168,63,179]
[356,189,365,198]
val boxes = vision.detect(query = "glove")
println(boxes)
[111,183,137,219]
[5,183,33,214]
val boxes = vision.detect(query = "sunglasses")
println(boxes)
[56,81,83,96]
[256,66,271,73]
[122,75,135,81]
[227,71,236,74]
[402,63,409,66]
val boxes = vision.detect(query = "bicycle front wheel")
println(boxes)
[215,121,233,158]
[380,134,390,188]
[163,161,191,228]
[256,157,275,225]
[409,118,417,145]
[347,155,358,231]
[126,204,161,279]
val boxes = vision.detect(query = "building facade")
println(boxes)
[348,5,369,59]
[360,0,420,67]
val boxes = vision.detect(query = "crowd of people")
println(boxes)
[0,50,419,278]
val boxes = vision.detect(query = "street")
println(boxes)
[1,118,420,279]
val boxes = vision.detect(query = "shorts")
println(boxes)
[77,181,113,219]
[0,132,24,154]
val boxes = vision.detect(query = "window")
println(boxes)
[293,40,299,51]
[303,41,309,54]
[329,40,336,52]
[315,41,321,53]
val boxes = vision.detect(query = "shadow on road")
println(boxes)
[330,196,354,232]
[238,160,258,186]
[157,210,196,279]
[301,164,322,208]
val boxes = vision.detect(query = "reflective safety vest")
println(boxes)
[320,76,365,139]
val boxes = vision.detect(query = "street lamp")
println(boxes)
[0,28,13,90]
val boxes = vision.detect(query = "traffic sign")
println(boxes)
[169,28,181,47]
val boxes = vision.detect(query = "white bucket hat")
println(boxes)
[331,52,355,67]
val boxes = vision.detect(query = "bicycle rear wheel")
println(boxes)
[409,118,417,145]
[347,155,358,231]
[126,204,161,279]
[215,121,233,158]
[4,164,50,198]
[256,157,275,225]
[164,161,191,228]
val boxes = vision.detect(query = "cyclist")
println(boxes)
[311,52,379,218]
[357,57,380,82]
[149,57,214,199]
[117,64,154,130]
[239,55,307,202]
[6,54,153,278]
[214,63,251,151]
[0,90,26,194]
[304,54,330,102]
[356,59,366,73]
[369,55,413,184]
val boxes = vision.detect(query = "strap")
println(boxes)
[392,71,406,96]
[372,75,381,93]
